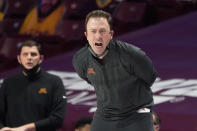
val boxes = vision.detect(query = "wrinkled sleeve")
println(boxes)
[72,53,91,84]
[34,77,67,131]
[132,49,157,87]
[121,45,157,87]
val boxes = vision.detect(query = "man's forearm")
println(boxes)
[23,123,36,131]
[12,123,36,131]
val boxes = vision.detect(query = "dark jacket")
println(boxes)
[73,39,157,120]
[0,70,67,131]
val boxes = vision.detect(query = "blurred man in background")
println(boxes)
[19,0,66,36]
[75,117,92,131]
[0,0,8,21]
[153,111,161,131]
[0,40,67,131]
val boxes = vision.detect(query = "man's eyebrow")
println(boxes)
[87,28,96,30]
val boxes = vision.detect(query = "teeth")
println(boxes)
[95,43,102,46]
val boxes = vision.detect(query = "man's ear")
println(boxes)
[110,30,114,39]
[39,55,44,64]
[154,125,160,131]
[84,31,87,37]
[17,55,21,64]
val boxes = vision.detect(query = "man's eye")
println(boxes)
[100,30,105,33]
[31,53,37,56]
[23,53,28,56]
[91,30,96,33]
[100,29,107,34]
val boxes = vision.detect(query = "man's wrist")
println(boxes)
[26,123,36,131]
[21,123,36,131]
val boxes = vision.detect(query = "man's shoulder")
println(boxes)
[42,70,62,81]
[114,40,140,51]
[29,7,37,14]
[3,73,22,82]
[73,46,89,62]
[112,40,142,55]
[1,73,23,87]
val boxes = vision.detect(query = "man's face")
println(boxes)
[75,124,91,131]
[154,125,160,131]
[40,0,58,13]
[41,0,58,5]
[85,17,113,56]
[17,46,43,70]
[153,114,160,131]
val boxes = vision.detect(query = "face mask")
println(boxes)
[21,63,40,79]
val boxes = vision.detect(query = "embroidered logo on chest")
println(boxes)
[88,68,96,74]
[38,88,47,94]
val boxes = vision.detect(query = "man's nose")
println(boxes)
[27,54,32,59]
[95,32,102,40]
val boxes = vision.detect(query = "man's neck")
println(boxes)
[98,50,108,59]
[22,67,41,76]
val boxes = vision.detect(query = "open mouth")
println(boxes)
[95,43,103,47]
[27,63,33,66]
